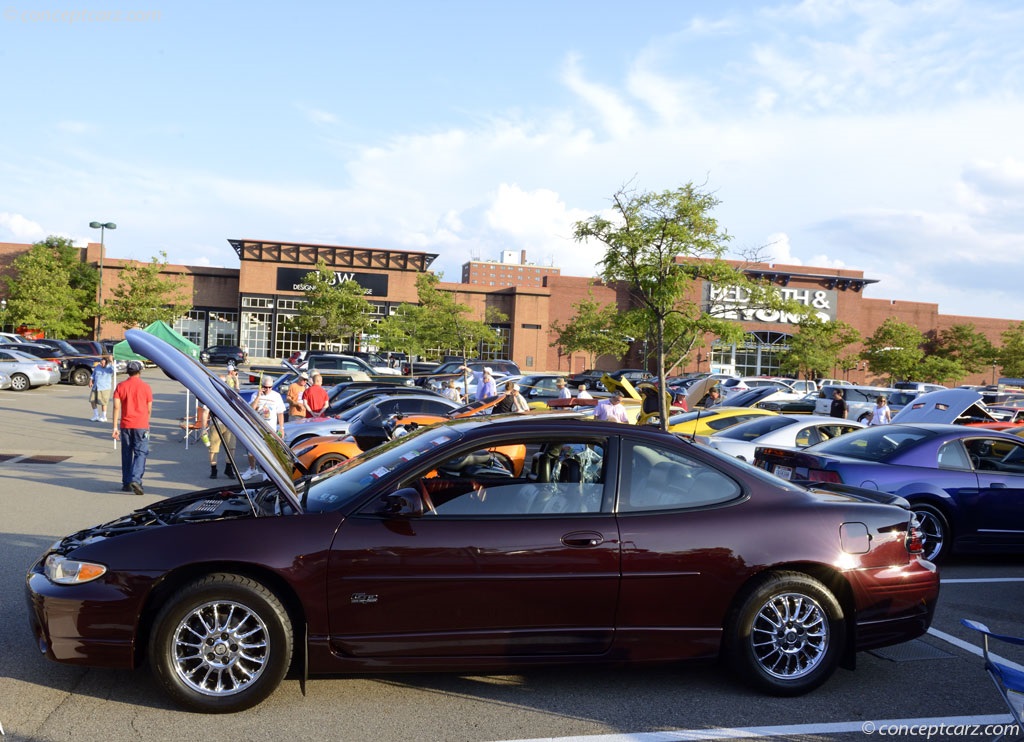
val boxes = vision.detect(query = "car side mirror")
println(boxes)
[378,487,426,517]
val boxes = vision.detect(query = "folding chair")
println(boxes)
[961,619,1024,740]
[178,416,206,445]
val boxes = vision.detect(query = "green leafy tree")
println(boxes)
[105,251,193,329]
[550,293,629,369]
[286,260,374,347]
[574,182,810,428]
[413,274,502,360]
[776,318,861,380]
[932,323,997,375]
[860,317,926,384]
[3,236,98,337]
[374,302,429,370]
[917,355,966,385]
[998,323,1024,378]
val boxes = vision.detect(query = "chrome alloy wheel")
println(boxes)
[749,592,829,679]
[171,600,270,696]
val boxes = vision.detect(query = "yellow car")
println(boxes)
[665,406,778,437]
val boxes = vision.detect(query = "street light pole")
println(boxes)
[89,221,116,341]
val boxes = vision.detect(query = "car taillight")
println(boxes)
[906,517,924,554]
[807,469,842,483]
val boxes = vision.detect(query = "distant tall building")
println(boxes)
[461,250,560,288]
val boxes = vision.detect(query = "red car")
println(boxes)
[25,329,938,713]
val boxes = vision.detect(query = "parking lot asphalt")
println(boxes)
[1,372,1023,742]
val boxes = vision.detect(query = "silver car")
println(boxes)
[0,348,61,391]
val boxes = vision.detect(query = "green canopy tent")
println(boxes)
[112,320,201,362]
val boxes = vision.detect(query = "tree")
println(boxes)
[775,318,861,380]
[998,323,1024,378]
[413,273,503,360]
[3,236,98,338]
[932,323,997,375]
[574,182,810,429]
[860,317,926,383]
[286,260,374,347]
[916,355,966,385]
[550,293,629,369]
[105,251,193,329]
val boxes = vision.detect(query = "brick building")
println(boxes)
[0,238,1017,386]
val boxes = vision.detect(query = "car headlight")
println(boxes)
[44,554,107,585]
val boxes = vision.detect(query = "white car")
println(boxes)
[701,414,865,462]
[0,347,62,390]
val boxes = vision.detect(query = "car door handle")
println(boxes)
[562,531,605,548]
[989,482,1007,488]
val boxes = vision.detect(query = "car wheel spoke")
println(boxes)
[171,600,270,697]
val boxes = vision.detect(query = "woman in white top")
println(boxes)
[869,395,892,426]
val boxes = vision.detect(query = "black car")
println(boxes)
[567,369,610,390]
[0,340,99,386]
[201,345,248,365]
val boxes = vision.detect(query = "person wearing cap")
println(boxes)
[286,371,309,420]
[197,365,242,479]
[576,383,593,400]
[593,390,629,423]
[243,376,286,479]
[111,360,154,495]
[555,377,571,399]
[302,371,329,416]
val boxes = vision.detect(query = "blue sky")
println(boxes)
[2,0,1023,320]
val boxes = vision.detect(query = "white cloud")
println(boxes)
[0,213,47,241]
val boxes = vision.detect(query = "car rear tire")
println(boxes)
[149,573,293,713]
[10,373,29,391]
[727,571,845,696]
[70,367,91,386]
[312,452,349,473]
[909,503,949,563]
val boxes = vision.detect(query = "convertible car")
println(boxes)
[25,330,938,713]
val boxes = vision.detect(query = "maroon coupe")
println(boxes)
[25,330,939,713]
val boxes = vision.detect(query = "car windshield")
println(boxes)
[717,417,795,441]
[303,425,466,512]
[807,425,938,461]
[48,340,80,355]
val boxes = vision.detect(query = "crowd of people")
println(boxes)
[87,356,651,495]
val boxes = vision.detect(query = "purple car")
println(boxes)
[754,388,1024,562]
[25,329,938,713]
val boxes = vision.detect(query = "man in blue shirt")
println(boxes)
[88,355,116,422]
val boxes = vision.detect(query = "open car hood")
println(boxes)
[685,377,719,410]
[599,374,643,401]
[125,329,304,512]
[890,388,996,425]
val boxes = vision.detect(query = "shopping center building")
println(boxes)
[0,238,1017,386]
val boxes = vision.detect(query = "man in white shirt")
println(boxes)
[593,391,629,423]
[242,376,286,479]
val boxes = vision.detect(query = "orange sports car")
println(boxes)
[293,396,525,475]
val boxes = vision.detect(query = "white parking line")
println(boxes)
[941,577,1024,583]
[492,715,1015,742]
[928,627,1024,672]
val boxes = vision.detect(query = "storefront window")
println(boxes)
[711,331,791,376]
[208,311,238,346]
[174,310,205,347]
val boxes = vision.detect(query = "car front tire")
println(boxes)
[71,367,91,386]
[727,571,845,696]
[149,573,293,713]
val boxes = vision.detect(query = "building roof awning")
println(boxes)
[228,239,437,272]
[743,269,878,292]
